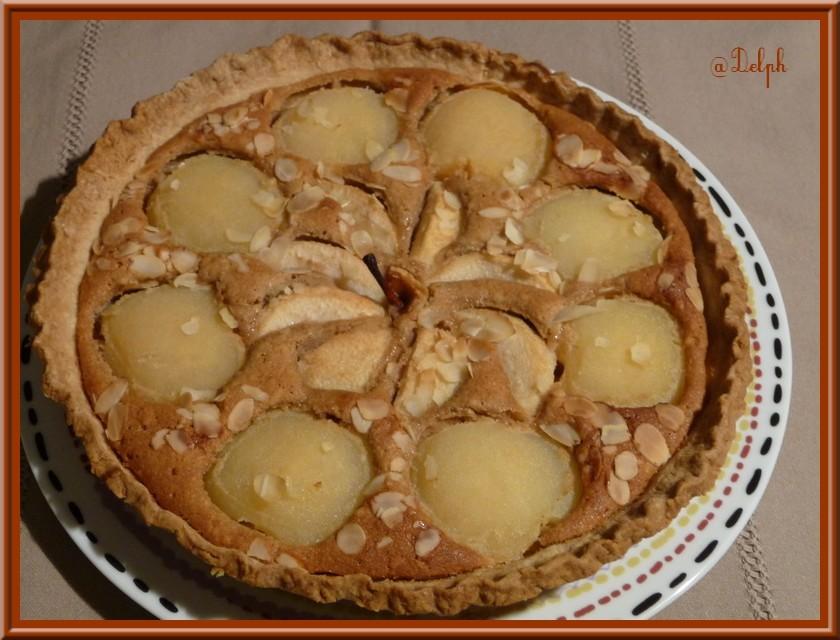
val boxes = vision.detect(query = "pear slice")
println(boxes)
[457,309,555,415]
[207,410,372,546]
[148,154,284,253]
[430,253,555,291]
[273,87,399,165]
[256,286,385,338]
[300,326,392,392]
[101,285,245,402]
[557,297,684,407]
[413,419,578,561]
[522,189,663,281]
[420,88,549,185]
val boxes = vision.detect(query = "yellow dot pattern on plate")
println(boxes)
[627,556,641,568]
[651,527,675,549]
[611,565,625,577]
[565,582,593,599]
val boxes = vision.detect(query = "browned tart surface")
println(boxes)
[31,32,751,616]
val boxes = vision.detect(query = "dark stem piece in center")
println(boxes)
[363,253,387,293]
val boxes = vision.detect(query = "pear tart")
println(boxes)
[31,33,751,615]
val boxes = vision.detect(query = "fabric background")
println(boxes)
[18,19,820,620]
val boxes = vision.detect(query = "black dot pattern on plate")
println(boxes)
[725,507,743,529]
[631,592,662,616]
[745,469,762,495]
[694,540,718,563]
[18,157,788,620]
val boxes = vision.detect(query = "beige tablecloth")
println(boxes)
[19,19,820,620]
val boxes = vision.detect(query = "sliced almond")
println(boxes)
[614,450,639,480]
[246,538,272,562]
[376,536,394,549]
[554,133,583,164]
[277,553,301,569]
[350,406,373,434]
[336,523,367,555]
[164,428,191,454]
[357,398,390,421]
[657,235,672,264]
[274,157,299,182]
[180,316,200,336]
[478,206,510,219]
[227,398,255,433]
[382,164,422,183]
[504,217,524,245]
[540,422,581,448]
[253,132,275,157]
[241,385,269,402]
[502,157,529,186]
[286,186,326,214]
[600,417,631,445]
[466,338,493,362]
[102,217,143,246]
[657,272,675,289]
[350,229,374,256]
[365,140,386,162]
[218,307,239,329]
[390,457,408,473]
[170,249,198,274]
[252,472,285,501]
[634,422,670,466]
[94,379,128,416]
[194,402,222,437]
[415,528,441,558]
[129,254,166,279]
[577,257,600,283]
[151,428,170,450]
[686,286,704,312]
[607,470,631,505]
[564,395,598,419]
[105,404,127,442]
[391,430,412,453]
[655,404,685,431]
[249,226,272,253]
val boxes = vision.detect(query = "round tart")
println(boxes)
[31,33,751,616]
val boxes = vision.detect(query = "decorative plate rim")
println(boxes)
[19,81,792,621]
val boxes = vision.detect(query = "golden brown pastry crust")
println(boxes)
[30,32,751,616]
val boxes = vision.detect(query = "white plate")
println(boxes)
[19,84,792,620]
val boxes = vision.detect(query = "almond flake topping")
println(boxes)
[336,523,367,555]
[246,538,272,562]
[218,307,239,329]
[227,398,255,433]
[151,428,170,450]
[129,254,166,279]
[181,387,215,402]
[253,132,275,157]
[614,451,639,481]
[357,397,390,421]
[600,414,631,445]
[173,273,206,290]
[655,404,685,431]
[180,316,200,336]
[252,473,286,501]
[350,407,372,434]
[249,225,272,253]
[634,422,670,466]
[415,528,441,558]
[591,161,621,175]
[657,272,675,289]
[478,206,510,219]
[274,157,299,182]
[686,286,705,312]
[350,229,374,256]
[657,235,672,264]
[391,430,412,453]
[194,402,222,437]
[277,553,301,569]
[502,157,529,187]
[102,217,143,246]
[371,491,408,528]
[105,404,127,442]
[607,470,631,505]
[442,190,461,210]
[382,164,422,183]
[169,178,181,191]
[170,249,198,274]
[376,537,394,549]
[164,428,191,454]
[95,379,128,416]
[514,248,558,275]
[540,422,581,448]
[287,185,326,214]
[554,133,583,164]
[365,140,385,162]
[241,385,269,402]
[390,457,408,472]
[564,395,598,419]
[504,218,524,245]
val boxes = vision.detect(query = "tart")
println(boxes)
[30,32,751,616]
